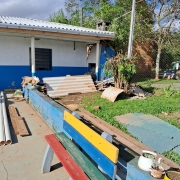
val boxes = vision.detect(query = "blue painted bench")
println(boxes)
[41,110,119,180]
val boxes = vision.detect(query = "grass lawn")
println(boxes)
[81,86,180,165]
[135,78,180,86]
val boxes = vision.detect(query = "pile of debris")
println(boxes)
[100,84,151,102]
[37,83,47,94]
[95,77,114,90]
[21,76,46,94]
[21,76,40,87]
[128,84,151,100]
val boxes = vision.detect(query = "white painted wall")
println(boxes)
[0,35,87,67]
[87,44,101,64]
[0,36,29,65]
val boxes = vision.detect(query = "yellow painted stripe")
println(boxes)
[64,110,119,163]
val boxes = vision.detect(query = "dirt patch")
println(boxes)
[159,112,180,124]
[54,92,95,106]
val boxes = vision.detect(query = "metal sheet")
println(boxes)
[0,16,114,38]
[116,113,180,143]
[173,146,180,154]
[101,87,124,102]
[43,75,97,97]
[115,113,180,154]
[126,125,178,153]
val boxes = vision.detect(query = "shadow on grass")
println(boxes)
[141,86,155,93]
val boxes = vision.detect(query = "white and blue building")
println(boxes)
[0,16,115,90]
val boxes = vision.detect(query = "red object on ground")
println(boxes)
[45,134,89,180]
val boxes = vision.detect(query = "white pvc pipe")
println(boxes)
[1,92,12,145]
[0,98,5,146]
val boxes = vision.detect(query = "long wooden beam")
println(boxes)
[0,27,114,41]
[78,108,180,170]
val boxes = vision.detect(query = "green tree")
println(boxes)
[49,0,153,89]
[49,9,68,24]
[147,0,180,79]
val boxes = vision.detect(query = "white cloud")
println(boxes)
[0,0,65,20]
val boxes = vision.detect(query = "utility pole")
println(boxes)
[127,0,136,59]
[80,8,83,26]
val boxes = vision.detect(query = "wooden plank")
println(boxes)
[16,120,29,136]
[55,132,107,180]
[79,108,180,170]
[4,89,19,92]
[64,110,119,163]
[9,116,19,135]
[44,134,89,180]
[8,106,29,137]
[8,106,19,134]
[63,121,117,179]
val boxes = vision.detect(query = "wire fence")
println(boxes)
[132,43,179,83]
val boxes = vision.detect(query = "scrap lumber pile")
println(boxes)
[21,76,39,87]
[95,77,114,90]
[43,75,97,97]
[21,76,46,94]
[8,106,29,136]
[37,83,47,94]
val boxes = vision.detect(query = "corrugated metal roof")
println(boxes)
[0,16,115,38]
[115,113,180,154]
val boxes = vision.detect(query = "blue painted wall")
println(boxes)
[0,66,88,90]
[27,89,71,139]
[99,46,115,80]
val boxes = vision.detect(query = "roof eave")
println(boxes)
[0,23,115,40]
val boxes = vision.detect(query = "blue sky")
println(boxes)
[0,0,65,20]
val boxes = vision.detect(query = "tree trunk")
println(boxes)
[124,80,131,94]
[114,78,120,88]
[155,44,162,80]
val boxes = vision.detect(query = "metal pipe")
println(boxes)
[1,92,12,145]
[127,0,136,59]
[0,98,5,146]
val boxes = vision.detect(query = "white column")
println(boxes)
[31,37,35,76]
[95,42,100,81]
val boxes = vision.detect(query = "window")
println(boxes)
[29,48,52,71]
